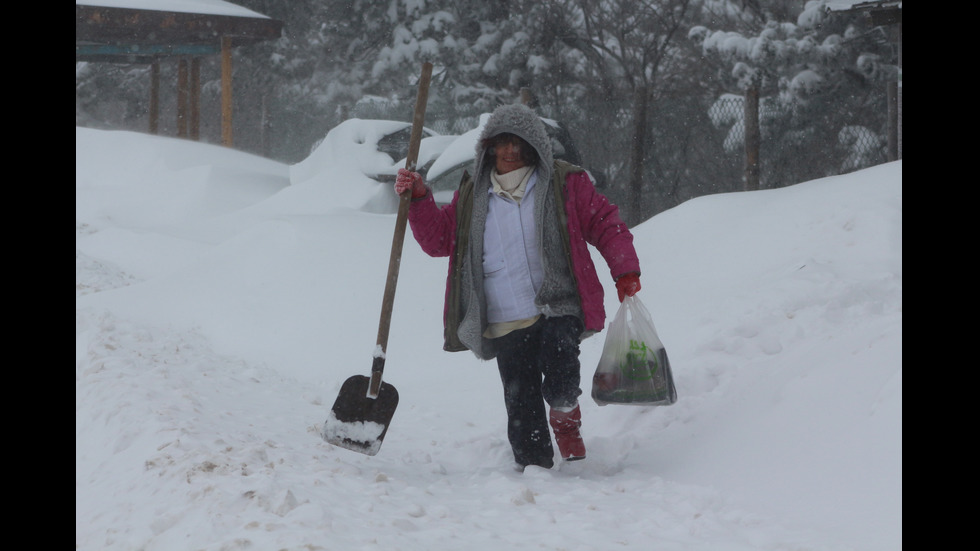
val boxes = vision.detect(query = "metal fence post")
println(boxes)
[743,86,760,191]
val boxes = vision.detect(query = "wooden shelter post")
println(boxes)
[221,36,233,147]
[190,58,201,140]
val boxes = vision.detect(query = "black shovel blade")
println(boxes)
[321,374,399,456]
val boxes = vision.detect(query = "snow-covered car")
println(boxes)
[289,114,585,213]
[289,118,451,213]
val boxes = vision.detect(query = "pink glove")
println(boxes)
[395,168,426,199]
[616,272,641,302]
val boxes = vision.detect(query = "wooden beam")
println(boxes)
[221,36,233,147]
[177,58,189,138]
[76,43,220,60]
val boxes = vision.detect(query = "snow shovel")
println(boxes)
[321,62,433,456]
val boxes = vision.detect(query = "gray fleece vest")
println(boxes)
[445,160,584,360]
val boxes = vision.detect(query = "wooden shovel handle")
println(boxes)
[369,62,433,397]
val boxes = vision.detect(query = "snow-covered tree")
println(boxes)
[689,0,896,186]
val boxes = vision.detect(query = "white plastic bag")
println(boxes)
[592,295,678,406]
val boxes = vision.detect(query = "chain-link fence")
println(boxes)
[350,97,483,137]
[345,85,894,223]
[709,94,889,190]
[78,60,895,224]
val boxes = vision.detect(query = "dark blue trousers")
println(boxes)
[494,315,584,468]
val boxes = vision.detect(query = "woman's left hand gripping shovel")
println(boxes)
[320,62,432,456]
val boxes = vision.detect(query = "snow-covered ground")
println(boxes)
[76,125,902,551]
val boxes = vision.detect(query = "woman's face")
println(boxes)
[492,134,528,174]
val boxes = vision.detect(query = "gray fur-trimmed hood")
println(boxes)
[472,104,554,184]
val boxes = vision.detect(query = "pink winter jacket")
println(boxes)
[408,161,640,357]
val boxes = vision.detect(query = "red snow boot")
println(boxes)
[549,405,586,461]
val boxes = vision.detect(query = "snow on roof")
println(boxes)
[75,0,269,19]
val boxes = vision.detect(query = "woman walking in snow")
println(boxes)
[395,103,642,470]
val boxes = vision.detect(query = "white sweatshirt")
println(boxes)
[483,169,544,325]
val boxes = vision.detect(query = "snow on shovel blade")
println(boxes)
[321,374,398,456]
